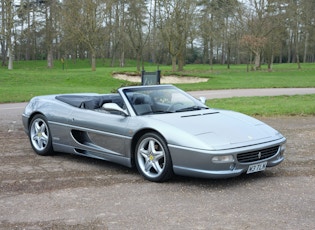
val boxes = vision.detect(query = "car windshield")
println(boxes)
[122,85,208,115]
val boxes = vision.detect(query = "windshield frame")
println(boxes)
[119,85,208,116]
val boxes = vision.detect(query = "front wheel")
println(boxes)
[135,132,173,182]
[29,114,54,156]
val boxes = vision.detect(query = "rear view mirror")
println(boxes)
[102,103,128,116]
[199,97,206,104]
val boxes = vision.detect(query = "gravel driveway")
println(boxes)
[0,102,314,230]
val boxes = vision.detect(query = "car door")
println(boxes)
[69,108,131,158]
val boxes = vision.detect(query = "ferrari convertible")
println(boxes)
[22,85,286,182]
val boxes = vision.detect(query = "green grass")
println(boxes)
[1,60,315,116]
[207,94,315,116]
[175,63,315,91]
[0,66,125,102]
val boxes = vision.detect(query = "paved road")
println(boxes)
[188,87,315,99]
[1,88,315,112]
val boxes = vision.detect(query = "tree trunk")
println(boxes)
[120,51,125,67]
[111,46,116,67]
[7,1,13,70]
[46,3,53,69]
[136,51,141,72]
[177,52,184,71]
[171,55,176,72]
[203,40,208,64]
[279,44,283,64]
[267,54,274,72]
[8,47,13,70]
[1,0,7,66]
[303,32,308,63]
[227,45,231,69]
[91,51,96,71]
[254,52,261,70]
[209,37,213,70]
[295,22,301,69]
[47,46,53,68]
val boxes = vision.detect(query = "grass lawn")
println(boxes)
[1,60,315,116]
[208,94,315,116]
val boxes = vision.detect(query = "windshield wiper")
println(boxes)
[153,110,174,114]
[175,106,209,112]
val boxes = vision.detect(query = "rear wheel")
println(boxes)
[135,132,173,182]
[29,114,54,156]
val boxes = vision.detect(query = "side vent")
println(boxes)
[71,130,91,145]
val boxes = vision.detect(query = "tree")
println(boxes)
[240,34,266,69]
[238,0,286,70]
[285,0,301,68]
[198,0,242,68]
[1,0,315,69]
[263,1,287,70]
[157,0,196,71]
[125,0,149,71]
[109,1,126,67]
[62,0,111,71]
[299,0,315,63]
[0,0,5,66]
[1,0,14,69]
[198,0,215,67]
[45,0,56,68]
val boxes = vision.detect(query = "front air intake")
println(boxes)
[237,146,279,163]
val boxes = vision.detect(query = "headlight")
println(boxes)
[212,155,234,163]
[280,144,286,156]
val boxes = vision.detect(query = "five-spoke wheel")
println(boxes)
[135,132,173,182]
[29,114,53,156]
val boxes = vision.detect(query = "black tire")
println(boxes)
[29,114,54,156]
[135,132,173,182]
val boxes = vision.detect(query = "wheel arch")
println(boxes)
[130,128,168,166]
[28,112,46,129]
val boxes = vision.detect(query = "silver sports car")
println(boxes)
[22,85,286,182]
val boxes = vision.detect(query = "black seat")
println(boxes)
[131,94,152,115]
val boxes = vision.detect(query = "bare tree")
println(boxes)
[286,0,301,68]
[1,0,7,66]
[1,0,315,69]
[299,0,315,63]
[62,0,111,71]
[239,0,285,70]
[263,1,288,70]
[124,0,149,71]
[157,0,196,71]
[1,0,14,69]
[198,0,215,67]
[109,1,126,67]
[45,0,56,68]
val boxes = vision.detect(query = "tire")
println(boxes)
[135,132,173,182]
[29,114,54,156]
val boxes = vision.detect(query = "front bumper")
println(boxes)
[21,113,30,136]
[169,137,286,179]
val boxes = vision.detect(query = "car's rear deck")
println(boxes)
[55,94,124,110]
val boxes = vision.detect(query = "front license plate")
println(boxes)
[247,162,267,174]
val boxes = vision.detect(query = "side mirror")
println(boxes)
[199,97,207,104]
[102,103,128,116]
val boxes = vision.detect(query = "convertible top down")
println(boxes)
[22,85,286,182]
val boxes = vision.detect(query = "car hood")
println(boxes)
[149,110,283,150]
